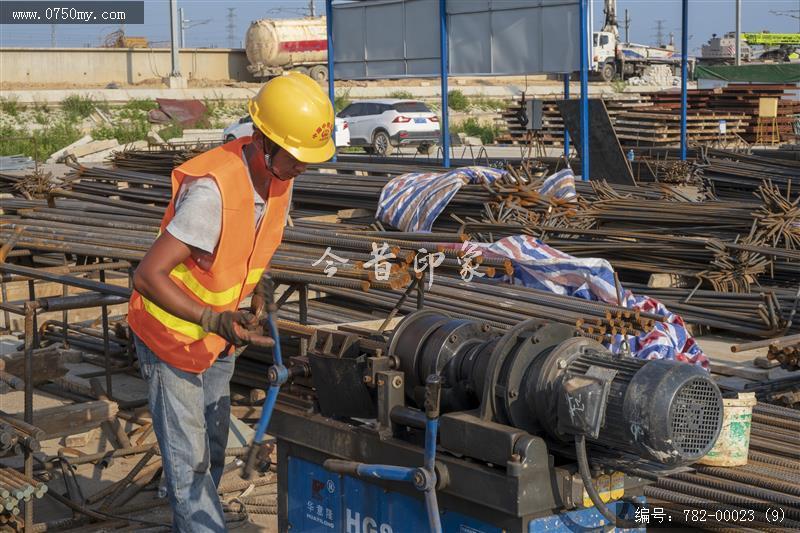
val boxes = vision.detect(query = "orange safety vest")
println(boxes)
[128,137,291,373]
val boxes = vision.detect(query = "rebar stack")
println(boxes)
[646,402,800,529]
[0,467,48,518]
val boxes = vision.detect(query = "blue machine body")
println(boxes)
[287,457,643,533]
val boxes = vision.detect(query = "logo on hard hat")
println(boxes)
[312,122,332,141]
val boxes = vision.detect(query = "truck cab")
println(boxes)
[592,31,618,81]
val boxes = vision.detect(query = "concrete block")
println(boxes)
[47,134,92,163]
[147,129,165,145]
[68,139,119,158]
[166,75,188,89]
[120,139,149,151]
[181,130,225,142]
[76,145,121,163]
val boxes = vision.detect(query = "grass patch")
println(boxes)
[158,121,184,141]
[31,100,50,114]
[93,120,151,145]
[334,88,351,114]
[0,118,82,160]
[470,95,508,111]
[0,97,25,116]
[388,90,414,100]
[451,117,500,145]
[611,79,628,93]
[447,90,469,112]
[123,99,158,112]
[62,95,98,119]
[338,146,364,153]
[33,112,49,125]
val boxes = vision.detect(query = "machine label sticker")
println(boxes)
[288,457,341,531]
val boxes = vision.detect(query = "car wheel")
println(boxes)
[225,134,236,142]
[293,66,310,76]
[372,130,391,156]
[417,143,434,155]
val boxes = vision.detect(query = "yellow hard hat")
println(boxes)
[248,72,335,163]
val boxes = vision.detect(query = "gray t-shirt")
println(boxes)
[166,151,268,254]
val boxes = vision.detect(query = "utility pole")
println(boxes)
[168,0,184,87]
[180,8,211,49]
[309,1,315,17]
[226,8,236,48]
[179,7,185,48]
[735,0,742,66]
[50,24,56,47]
[624,9,630,44]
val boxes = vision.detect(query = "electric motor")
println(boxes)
[388,311,724,466]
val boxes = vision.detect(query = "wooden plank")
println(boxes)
[0,346,68,385]
[31,399,119,440]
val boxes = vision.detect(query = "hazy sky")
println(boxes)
[1,0,798,56]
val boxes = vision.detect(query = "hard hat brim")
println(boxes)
[279,137,336,164]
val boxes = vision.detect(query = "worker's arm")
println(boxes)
[133,232,255,345]
[132,231,203,324]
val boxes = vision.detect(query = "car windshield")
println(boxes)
[393,102,430,113]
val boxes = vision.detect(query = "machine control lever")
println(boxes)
[242,277,286,480]
[323,374,443,533]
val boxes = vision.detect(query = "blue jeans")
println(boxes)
[134,335,234,533]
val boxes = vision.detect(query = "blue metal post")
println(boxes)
[563,73,570,159]
[578,0,589,181]
[680,0,688,160]
[439,0,450,168]
[326,0,337,162]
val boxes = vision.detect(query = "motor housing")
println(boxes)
[388,311,724,466]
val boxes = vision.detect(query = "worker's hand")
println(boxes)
[251,276,276,322]
[200,308,258,346]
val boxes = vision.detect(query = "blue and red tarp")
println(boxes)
[376,166,708,368]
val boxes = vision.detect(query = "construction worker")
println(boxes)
[127,73,334,532]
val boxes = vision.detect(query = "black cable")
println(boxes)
[46,488,171,528]
[574,434,640,529]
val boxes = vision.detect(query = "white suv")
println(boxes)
[223,116,351,148]
[337,99,440,155]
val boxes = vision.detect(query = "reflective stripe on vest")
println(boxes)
[141,296,206,341]
[170,264,265,307]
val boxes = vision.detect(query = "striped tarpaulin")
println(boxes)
[376,166,505,232]
[482,235,708,368]
[538,168,577,200]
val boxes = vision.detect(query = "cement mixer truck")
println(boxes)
[245,17,329,81]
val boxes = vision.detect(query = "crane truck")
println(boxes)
[699,32,800,64]
[591,0,685,81]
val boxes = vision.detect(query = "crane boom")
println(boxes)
[602,0,619,37]
[742,33,800,45]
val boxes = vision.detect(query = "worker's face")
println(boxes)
[254,129,306,181]
[270,146,307,181]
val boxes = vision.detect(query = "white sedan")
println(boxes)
[223,116,350,149]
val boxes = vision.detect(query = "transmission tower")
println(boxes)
[653,19,666,47]
[226,8,236,48]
